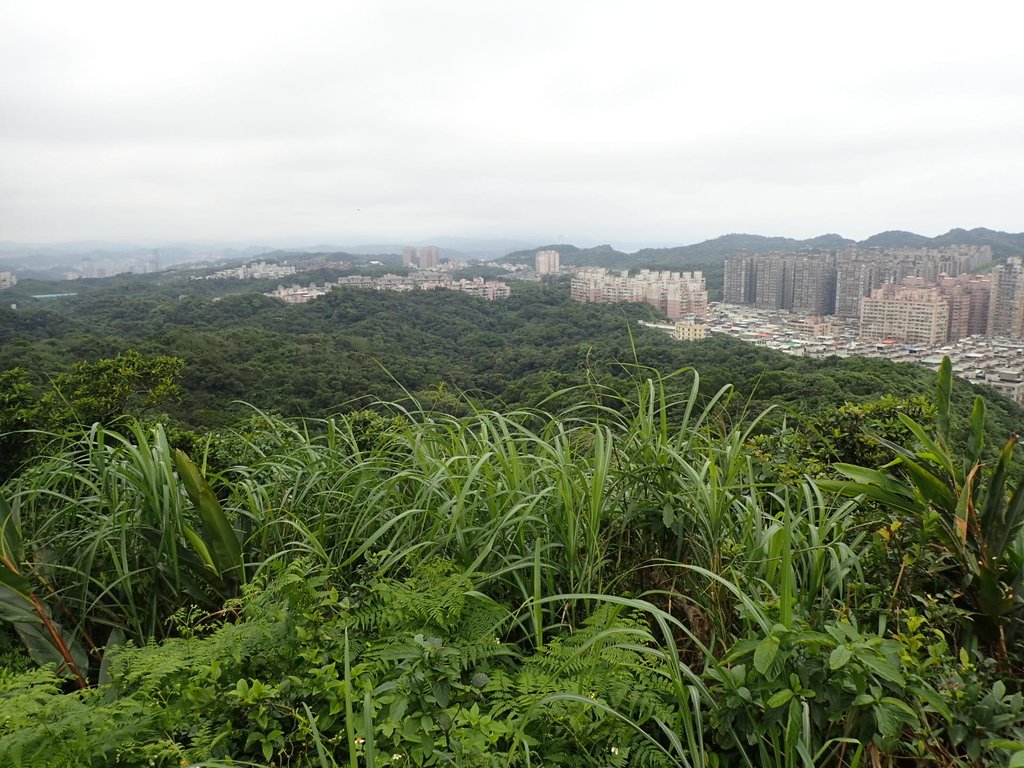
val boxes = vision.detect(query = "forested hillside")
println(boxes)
[3,276,1021,432]
[499,228,1024,271]
[3,275,1024,766]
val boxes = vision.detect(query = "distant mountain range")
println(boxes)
[497,228,1024,269]
[3,229,1022,278]
[0,241,275,278]
[346,237,535,260]
[0,237,534,277]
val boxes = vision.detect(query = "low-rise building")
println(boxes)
[690,302,1024,405]
[673,320,708,341]
[450,276,511,300]
[209,261,297,280]
[265,273,511,303]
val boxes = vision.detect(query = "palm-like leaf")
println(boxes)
[174,449,243,584]
[822,356,1024,654]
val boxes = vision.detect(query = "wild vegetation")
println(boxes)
[4,279,1024,765]
[2,351,1024,765]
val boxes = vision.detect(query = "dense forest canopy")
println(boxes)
[2,274,1021,437]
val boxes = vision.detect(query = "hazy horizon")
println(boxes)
[2,2,1022,245]
[3,225,1019,260]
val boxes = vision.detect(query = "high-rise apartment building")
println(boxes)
[726,245,991,319]
[723,250,755,304]
[735,253,837,313]
[402,246,417,267]
[418,246,440,269]
[859,284,950,346]
[931,274,992,341]
[941,281,973,342]
[834,261,877,318]
[988,257,1024,338]
[534,249,560,275]
[753,257,789,310]
[965,276,992,337]
[790,256,837,314]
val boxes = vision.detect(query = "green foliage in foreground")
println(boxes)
[1,564,682,767]
[4,561,1024,767]
[3,364,1024,765]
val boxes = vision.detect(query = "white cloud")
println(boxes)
[1,0,1022,244]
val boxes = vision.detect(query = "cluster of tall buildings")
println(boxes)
[0,271,16,289]
[725,245,993,318]
[402,246,440,269]
[570,268,708,320]
[858,276,988,346]
[725,245,1024,345]
[534,249,561,275]
[70,250,163,279]
[863,265,1024,345]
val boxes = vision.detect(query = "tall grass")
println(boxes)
[3,367,863,691]
[10,363,1024,765]
[9,422,210,644]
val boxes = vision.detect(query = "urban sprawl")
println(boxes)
[618,244,1024,404]
[564,245,1024,403]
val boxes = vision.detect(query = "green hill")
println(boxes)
[495,228,1024,270]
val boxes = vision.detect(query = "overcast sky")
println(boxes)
[2,2,1022,248]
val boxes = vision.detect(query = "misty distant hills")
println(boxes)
[497,228,1024,269]
[0,241,272,261]
[860,228,1024,257]
[0,241,275,278]
[0,236,537,278]
[273,238,534,261]
[3,229,1023,279]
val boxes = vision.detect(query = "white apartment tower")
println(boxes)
[418,246,440,269]
[534,250,560,275]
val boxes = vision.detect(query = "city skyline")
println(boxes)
[2,2,1022,244]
